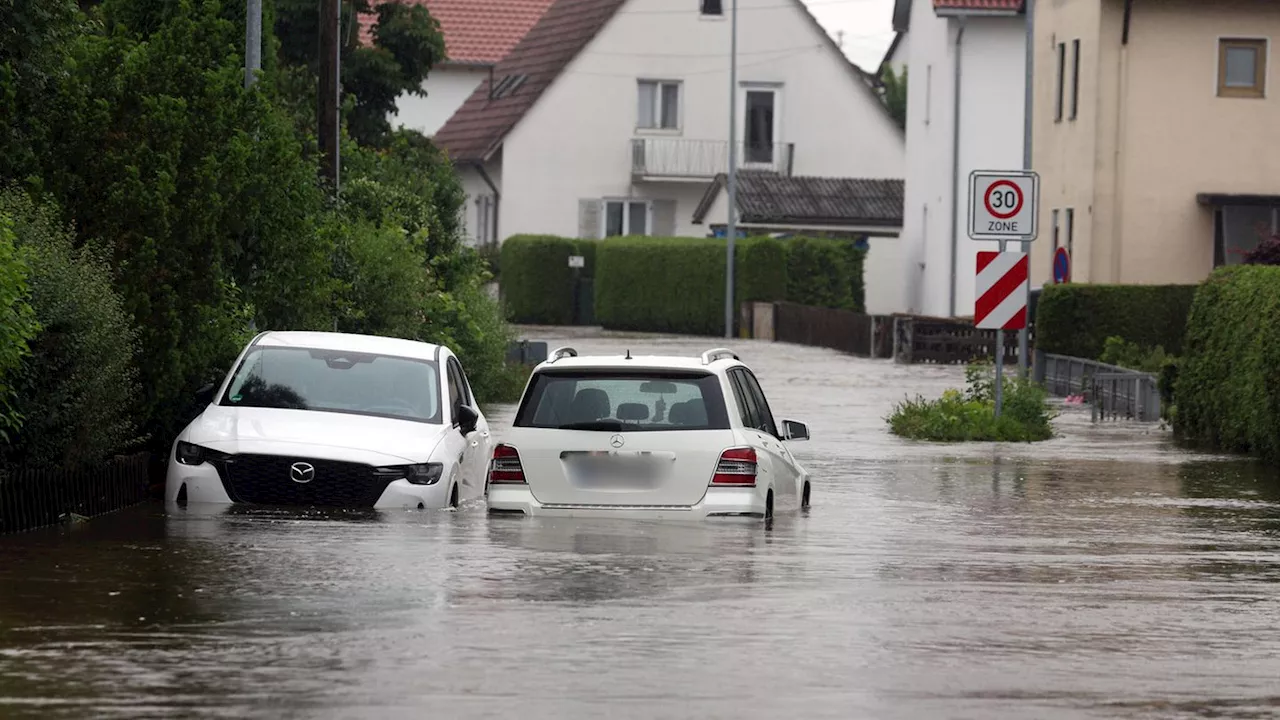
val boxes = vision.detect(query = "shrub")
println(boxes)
[784,237,854,311]
[0,189,140,469]
[1098,335,1169,374]
[1175,265,1280,460]
[594,236,788,336]
[887,359,1054,442]
[1243,236,1280,265]
[499,235,597,325]
[0,216,40,442]
[1035,284,1198,359]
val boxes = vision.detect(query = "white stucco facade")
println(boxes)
[455,0,905,307]
[395,65,488,138]
[899,0,1027,317]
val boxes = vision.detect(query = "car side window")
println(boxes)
[446,360,462,419]
[740,370,778,437]
[728,370,760,430]
[454,360,473,406]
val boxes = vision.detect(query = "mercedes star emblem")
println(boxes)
[609,434,625,449]
[290,462,315,484]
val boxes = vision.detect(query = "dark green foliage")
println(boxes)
[1175,266,1280,461]
[0,217,40,441]
[888,359,1054,442]
[499,236,597,325]
[1098,335,1169,373]
[877,66,906,129]
[0,188,141,470]
[782,237,866,312]
[1035,284,1198,359]
[594,237,788,336]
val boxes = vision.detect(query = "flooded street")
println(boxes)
[2,329,1279,719]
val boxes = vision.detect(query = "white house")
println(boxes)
[895,0,1028,317]
[431,0,909,313]
[360,0,555,138]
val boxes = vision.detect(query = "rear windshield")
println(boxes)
[514,370,730,431]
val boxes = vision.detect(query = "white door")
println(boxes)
[727,368,800,508]
[739,85,781,170]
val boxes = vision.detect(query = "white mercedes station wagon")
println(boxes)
[486,347,812,520]
[166,331,492,511]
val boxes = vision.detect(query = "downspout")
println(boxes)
[948,18,967,317]
[471,160,500,244]
[1111,0,1133,282]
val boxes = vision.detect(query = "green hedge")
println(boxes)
[1175,266,1280,460]
[595,236,787,335]
[783,237,866,313]
[499,235,597,325]
[1035,284,1198,359]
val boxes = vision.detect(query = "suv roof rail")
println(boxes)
[700,348,739,365]
[546,346,578,364]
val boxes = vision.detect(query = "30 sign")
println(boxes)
[968,170,1040,242]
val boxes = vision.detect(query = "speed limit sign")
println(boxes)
[968,170,1039,242]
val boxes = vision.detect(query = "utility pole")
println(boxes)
[724,0,739,340]
[1018,0,1035,378]
[319,0,341,192]
[245,0,262,89]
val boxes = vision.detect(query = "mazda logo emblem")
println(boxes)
[609,434,625,449]
[290,462,315,484]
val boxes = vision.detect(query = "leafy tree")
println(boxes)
[878,65,907,129]
[0,216,40,442]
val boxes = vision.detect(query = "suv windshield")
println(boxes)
[514,370,730,431]
[219,346,442,423]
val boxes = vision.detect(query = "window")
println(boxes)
[220,347,442,424]
[514,370,732,431]
[1218,38,1267,98]
[638,80,680,129]
[743,88,778,164]
[446,360,462,416]
[1070,39,1080,120]
[475,195,494,244]
[604,200,649,236]
[700,0,723,16]
[729,369,778,437]
[1065,208,1075,259]
[1052,209,1060,251]
[1055,41,1066,122]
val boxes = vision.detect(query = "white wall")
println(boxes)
[497,0,905,242]
[395,66,488,138]
[899,3,1025,318]
[457,156,503,247]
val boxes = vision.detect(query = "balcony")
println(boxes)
[630,138,795,181]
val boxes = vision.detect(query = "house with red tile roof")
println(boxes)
[360,0,555,136]
[892,0,1030,317]
[430,0,910,313]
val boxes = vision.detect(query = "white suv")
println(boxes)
[486,347,812,520]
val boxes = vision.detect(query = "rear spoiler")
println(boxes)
[700,348,739,365]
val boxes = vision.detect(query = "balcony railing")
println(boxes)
[630,138,795,180]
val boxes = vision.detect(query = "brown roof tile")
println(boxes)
[358,0,555,65]
[933,0,1023,12]
[432,0,626,161]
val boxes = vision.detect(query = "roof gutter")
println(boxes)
[948,17,966,318]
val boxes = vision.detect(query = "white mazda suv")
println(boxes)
[165,331,492,511]
[486,347,811,520]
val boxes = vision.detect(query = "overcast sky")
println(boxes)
[801,0,897,71]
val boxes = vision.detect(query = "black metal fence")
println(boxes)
[0,452,152,535]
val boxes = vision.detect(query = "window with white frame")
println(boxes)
[475,195,495,244]
[637,80,681,130]
[604,199,649,237]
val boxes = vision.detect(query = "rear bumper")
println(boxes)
[486,484,766,519]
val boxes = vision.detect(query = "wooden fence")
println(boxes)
[0,452,152,535]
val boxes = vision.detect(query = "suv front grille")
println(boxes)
[213,454,394,508]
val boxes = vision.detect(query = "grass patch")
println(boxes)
[887,360,1055,442]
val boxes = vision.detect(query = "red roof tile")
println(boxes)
[359,0,555,65]
[933,0,1023,11]
[432,0,626,161]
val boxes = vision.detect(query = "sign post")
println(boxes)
[968,170,1040,417]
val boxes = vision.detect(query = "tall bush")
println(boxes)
[500,235,597,325]
[0,189,141,470]
[1035,284,1198,359]
[1175,265,1280,461]
[0,216,40,442]
[595,236,787,335]
[782,237,866,312]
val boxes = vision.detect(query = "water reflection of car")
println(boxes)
[486,347,812,521]
[165,331,492,511]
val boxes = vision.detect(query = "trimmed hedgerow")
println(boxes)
[1035,283,1198,359]
[1175,265,1280,461]
[783,237,866,313]
[594,236,787,336]
[498,235,597,325]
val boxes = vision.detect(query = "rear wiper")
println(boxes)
[556,420,624,431]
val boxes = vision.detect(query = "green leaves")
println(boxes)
[1036,284,1198,359]
[0,216,41,442]
[888,359,1054,443]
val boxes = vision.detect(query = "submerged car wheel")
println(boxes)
[450,484,459,509]
[764,490,774,521]
[802,482,811,508]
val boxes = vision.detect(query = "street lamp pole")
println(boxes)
[724,0,739,339]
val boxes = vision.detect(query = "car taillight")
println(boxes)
[711,447,757,486]
[488,444,526,484]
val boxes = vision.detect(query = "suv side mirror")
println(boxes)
[780,419,809,442]
[195,382,217,407]
[456,404,479,435]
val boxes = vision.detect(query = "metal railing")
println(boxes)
[1036,352,1161,422]
[630,138,795,179]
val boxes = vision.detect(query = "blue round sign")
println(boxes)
[1053,247,1071,284]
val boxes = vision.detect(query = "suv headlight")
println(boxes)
[176,441,207,466]
[374,463,443,486]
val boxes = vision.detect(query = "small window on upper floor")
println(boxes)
[637,80,680,130]
[701,0,723,16]
[1218,38,1267,98]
